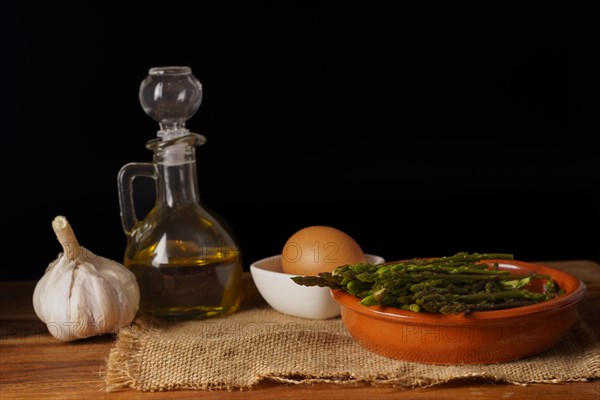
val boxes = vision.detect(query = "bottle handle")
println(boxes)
[117,162,157,235]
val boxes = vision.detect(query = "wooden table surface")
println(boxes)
[1,260,599,399]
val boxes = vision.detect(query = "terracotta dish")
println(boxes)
[331,259,586,364]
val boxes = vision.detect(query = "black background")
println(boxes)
[3,2,598,280]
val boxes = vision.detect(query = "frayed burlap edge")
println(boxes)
[104,318,600,393]
[105,326,143,392]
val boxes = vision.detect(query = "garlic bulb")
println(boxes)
[33,216,140,341]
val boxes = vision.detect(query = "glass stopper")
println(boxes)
[139,66,203,135]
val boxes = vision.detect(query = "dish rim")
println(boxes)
[249,254,386,277]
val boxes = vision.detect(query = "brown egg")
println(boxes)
[281,226,367,276]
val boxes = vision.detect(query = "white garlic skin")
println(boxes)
[33,247,140,341]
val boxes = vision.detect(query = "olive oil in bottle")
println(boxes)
[126,247,241,319]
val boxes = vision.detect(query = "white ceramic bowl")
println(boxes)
[250,254,385,319]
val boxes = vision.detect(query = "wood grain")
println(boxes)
[2,261,599,399]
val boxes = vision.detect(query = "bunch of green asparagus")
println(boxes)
[291,252,563,314]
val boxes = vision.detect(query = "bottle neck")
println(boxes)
[154,144,200,207]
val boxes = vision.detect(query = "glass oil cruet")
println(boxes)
[117,66,242,319]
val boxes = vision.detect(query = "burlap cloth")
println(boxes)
[105,278,600,392]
